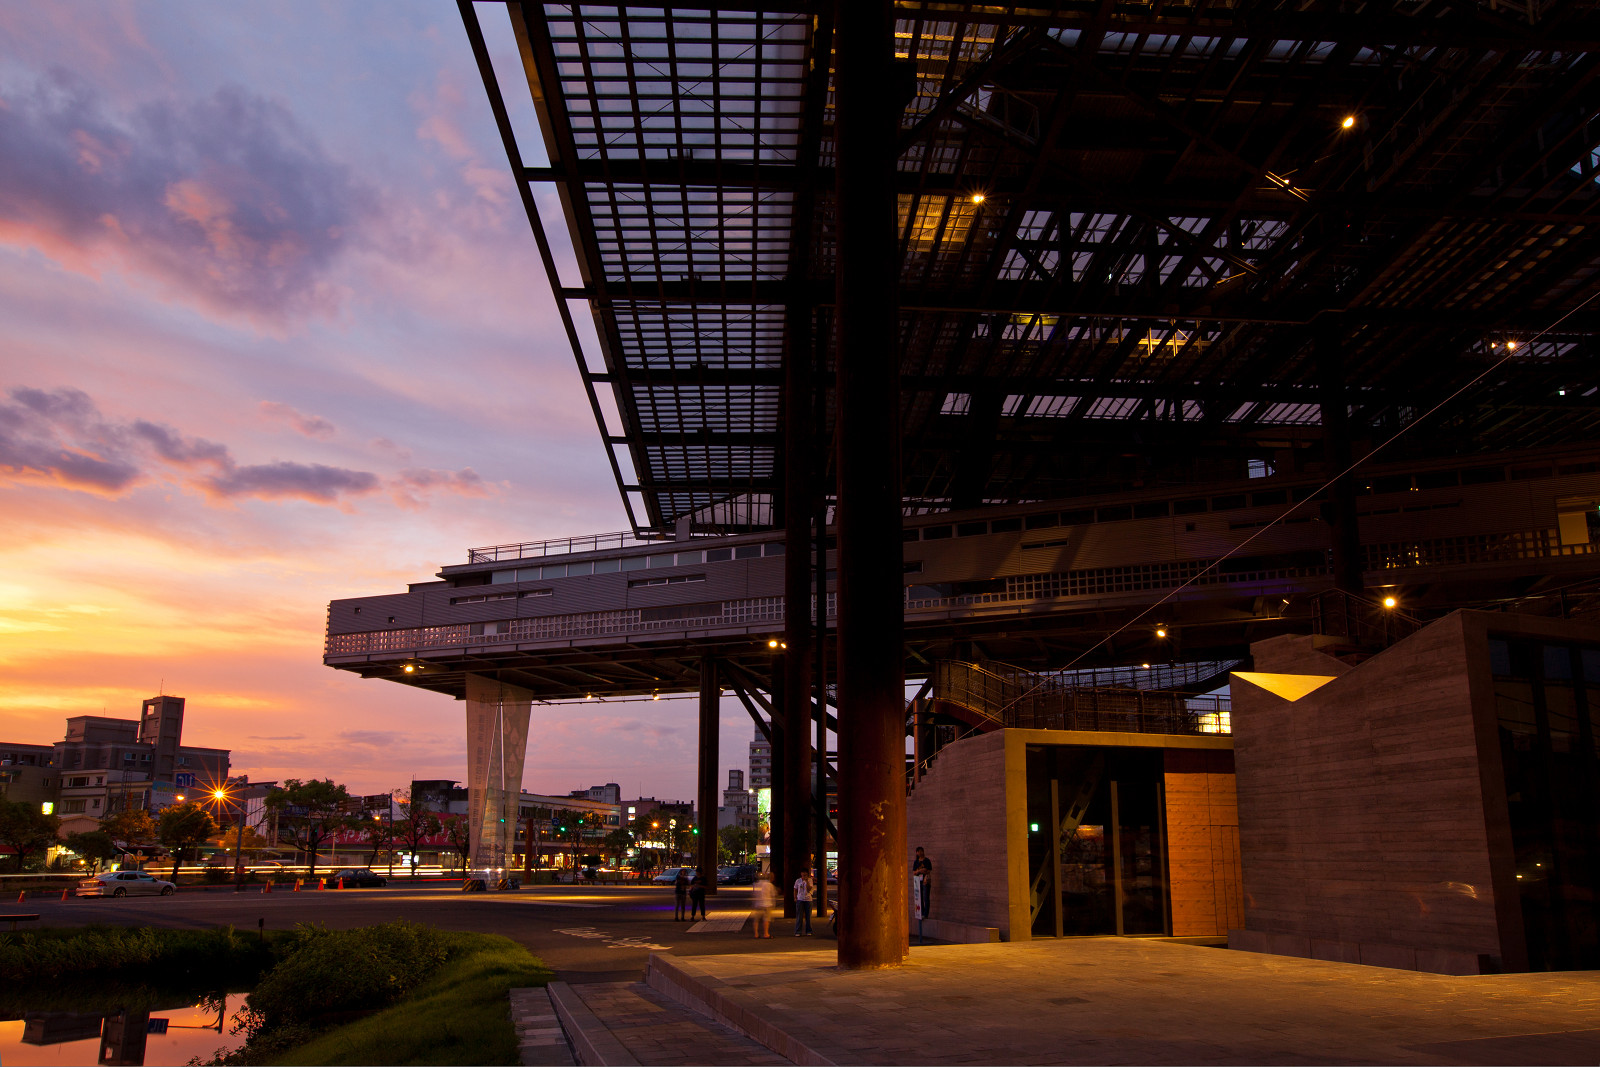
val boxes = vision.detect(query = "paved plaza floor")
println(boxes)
[634,937,1600,1065]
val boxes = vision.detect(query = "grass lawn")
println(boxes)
[269,931,552,1066]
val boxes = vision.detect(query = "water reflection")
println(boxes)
[2,993,246,1066]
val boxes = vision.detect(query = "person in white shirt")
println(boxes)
[793,868,814,935]
[750,871,777,938]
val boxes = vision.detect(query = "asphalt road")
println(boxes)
[16,882,836,983]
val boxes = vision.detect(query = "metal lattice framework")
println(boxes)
[464,0,1600,536]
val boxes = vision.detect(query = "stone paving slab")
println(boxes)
[645,938,1600,1065]
[565,979,793,1065]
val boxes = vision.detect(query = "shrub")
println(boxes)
[0,925,276,984]
[246,921,449,1032]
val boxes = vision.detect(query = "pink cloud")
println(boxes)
[260,400,336,439]
[389,466,499,510]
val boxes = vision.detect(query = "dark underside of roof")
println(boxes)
[466,0,1600,537]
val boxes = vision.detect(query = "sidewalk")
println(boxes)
[639,937,1600,1065]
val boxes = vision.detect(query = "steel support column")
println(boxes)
[697,657,719,894]
[783,304,816,916]
[833,0,907,969]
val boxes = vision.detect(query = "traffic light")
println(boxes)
[691,826,699,835]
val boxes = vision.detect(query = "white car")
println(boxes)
[77,870,177,898]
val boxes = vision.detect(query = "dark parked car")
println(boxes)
[329,868,387,888]
[717,864,758,885]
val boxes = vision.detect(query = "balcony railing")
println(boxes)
[466,530,668,564]
[334,526,1593,659]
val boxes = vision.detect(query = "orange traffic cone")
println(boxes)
[60,888,68,901]
[293,879,302,892]
[15,891,23,903]
[318,878,326,890]
[263,882,271,894]
[337,877,344,890]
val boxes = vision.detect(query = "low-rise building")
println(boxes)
[1,696,231,838]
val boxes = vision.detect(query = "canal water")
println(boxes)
[0,992,248,1066]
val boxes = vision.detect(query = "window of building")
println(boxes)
[62,798,87,814]
[68,776,88,788]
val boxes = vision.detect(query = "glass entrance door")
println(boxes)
[1027,745,1169,937]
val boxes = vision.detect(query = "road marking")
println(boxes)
[552,926,670,950]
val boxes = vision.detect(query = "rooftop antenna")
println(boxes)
[159,678,164,696]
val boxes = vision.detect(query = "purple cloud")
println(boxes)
[0,386,381,506]
[0,70,373,324]
[198,461,380,505]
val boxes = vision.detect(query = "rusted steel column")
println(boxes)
[697,657,719,894]
[783,305,816,918]
[833,0,907,969]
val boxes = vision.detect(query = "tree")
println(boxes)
[0,797,61,872]
[100,808,157,848]
[158,802,217,882]
[394,788,442,876]
[602,827,633,868]
[65,830,120,872]
[719,823,757,864]
[265,778,352,880]
[441,815,471,874]
[358,812,396,869]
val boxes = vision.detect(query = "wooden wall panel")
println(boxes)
[1164,748,1242,936]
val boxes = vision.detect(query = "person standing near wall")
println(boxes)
[912,846,933,919]
[674,866,690,921]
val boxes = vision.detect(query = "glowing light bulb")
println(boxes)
[1341,115,1356,129]
[971,192,986,204]
[1383,596,1397,609]
[404,664,414,673]
[1156,628,1167,638]
[1506,340,1519,351]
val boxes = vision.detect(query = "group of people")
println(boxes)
[669,848,934,939]
[749,868,816,937]
[671,866,710,921]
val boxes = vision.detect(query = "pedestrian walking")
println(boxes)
[793,867,814,935]
[750,871,776,938]
[689,869,709,920]
[673,867,690,921]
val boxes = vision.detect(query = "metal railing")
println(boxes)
[466,530,667,563]
[932,660,1232,736]
[326,594,817,656]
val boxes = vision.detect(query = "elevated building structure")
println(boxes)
[326,0,1600,968]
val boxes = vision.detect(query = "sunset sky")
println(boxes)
[0,2,759,801]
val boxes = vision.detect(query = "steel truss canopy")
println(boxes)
[464,0,1600,537]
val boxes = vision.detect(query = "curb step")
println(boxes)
[510,986,576,1066]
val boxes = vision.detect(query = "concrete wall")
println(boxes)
[1164,748,1243,936]
[1230,617,1508,973]
[905,730,1014,938]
